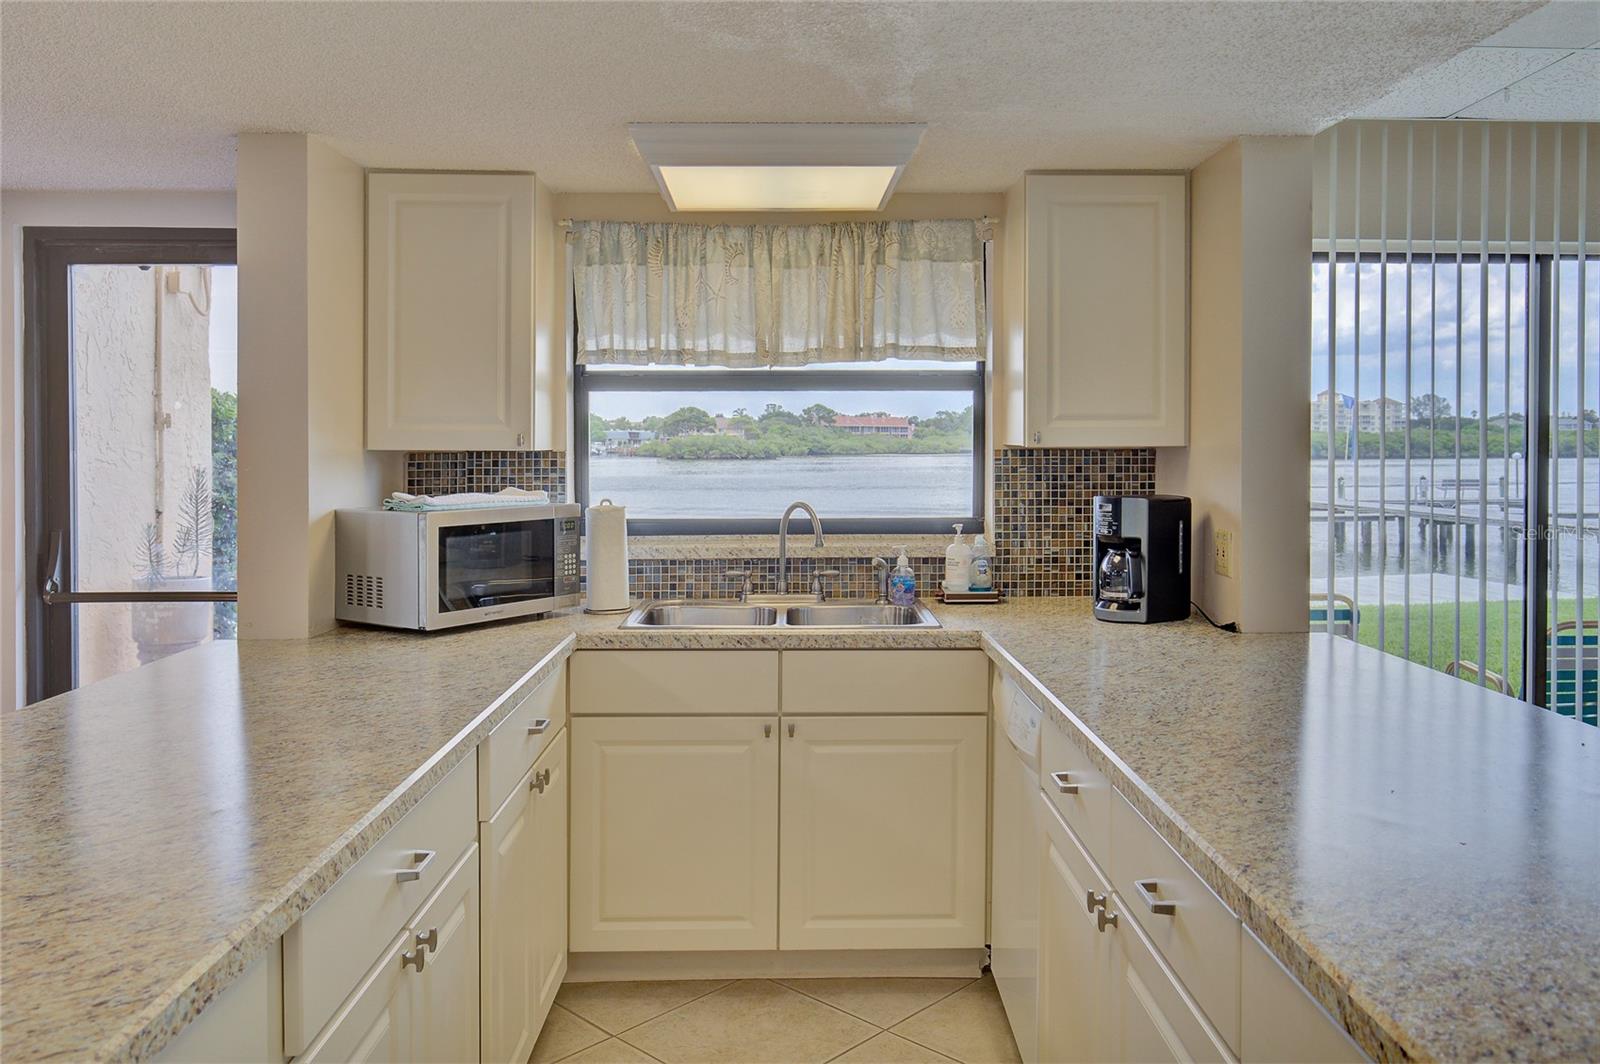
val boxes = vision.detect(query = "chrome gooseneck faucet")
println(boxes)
[777,501,824,594]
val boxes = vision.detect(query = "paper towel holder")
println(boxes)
[583,498,635,614]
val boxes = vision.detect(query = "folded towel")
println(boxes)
[383,487,552,512]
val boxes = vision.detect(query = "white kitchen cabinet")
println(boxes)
[779,715,987,950]
[299,845,479,1064]
[570,715,779,951]
[1000,173,1187,447]
[1107,890,1234,1064]
[1037,795,1116,1064]
[481,729,568,1064]
[1240,928,1366,1063]
[155,947,282,1063]
[366,171,549,450]
[991,675,1042,1063]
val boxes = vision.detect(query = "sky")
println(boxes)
[207,265,238,394]
[1311,259,1599,420]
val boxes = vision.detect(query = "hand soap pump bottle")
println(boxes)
[888,547,917,606]
[943,523,972,594]
[968,533,993,592]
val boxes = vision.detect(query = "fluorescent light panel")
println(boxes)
[630,123,926,212]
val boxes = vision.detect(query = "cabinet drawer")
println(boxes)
[781,651,987,714]
[284,757,476,1055]
[1112,889,1235,1064]
[1039,714,1111,864]
[1241,929,1367,1063]
[571,650,778,715]
[480,665,566,819]
[1110,788,1241,1052]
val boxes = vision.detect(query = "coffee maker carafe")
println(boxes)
[1092,495,1190,624]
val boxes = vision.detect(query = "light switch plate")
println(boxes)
[1214,529,1234,578]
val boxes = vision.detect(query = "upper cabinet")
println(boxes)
[366,171,555,451]
[999,173,1188,448]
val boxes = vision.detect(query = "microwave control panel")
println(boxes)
[557,516,582,595]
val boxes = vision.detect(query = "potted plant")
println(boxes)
[131,466,216,664]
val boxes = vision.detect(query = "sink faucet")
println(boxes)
[777,501,824,594]
[871,556,891,605]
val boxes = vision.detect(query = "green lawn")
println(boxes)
[1352,598,1591,697]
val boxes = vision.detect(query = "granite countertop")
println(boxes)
[3,599,1596,1061]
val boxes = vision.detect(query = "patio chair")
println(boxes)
[1309,593,1359,640]
[1444,660,1511,695]
[1548,620,1600,726]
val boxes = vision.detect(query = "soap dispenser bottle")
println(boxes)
[888,547,917,606]
[943,523,972,594]
[968,533,993,592]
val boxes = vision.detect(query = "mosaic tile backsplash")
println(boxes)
[405,447,1155,598]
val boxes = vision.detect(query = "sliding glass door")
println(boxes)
[1311,121,1599,726]
[23,228,237,702]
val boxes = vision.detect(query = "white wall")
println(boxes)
[1158,136,1312,632]
[237,134,394,640]
[1,189,236,709]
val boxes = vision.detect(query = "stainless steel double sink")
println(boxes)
[620,597,940,630]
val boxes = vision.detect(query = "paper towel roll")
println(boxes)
[585,498,630,612]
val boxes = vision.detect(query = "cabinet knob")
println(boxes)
[1097,908,1119,933]
[1050,770,1079,795]
[395,849,436,884]
[400,947,426,973]
[1135,879,1177,916]
[1086,890,1108,914]
[763,723,773,739]
[788,722,797,739]
[531,768,551,793]
[415,927,439,953]
[1032,431,1041,444]
[527,718,551,736]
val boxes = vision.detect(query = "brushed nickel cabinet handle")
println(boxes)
[531,768,551,793]
[1135,879,1176,916]
[1051,771,1079,795]
[415,927,438,952]
[788,722,796,738]
[527,718,551,736]
[1097,908,1119,933]
[395,849,436,884]
[400,947,426,972]
[763,723,772,739]
[1086,890,1107,914]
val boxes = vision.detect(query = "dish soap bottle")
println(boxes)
[943,523,972,594]
[968,533,993,593]
[889,546,917,606]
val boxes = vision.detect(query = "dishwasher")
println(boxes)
[990,674,1042,1063]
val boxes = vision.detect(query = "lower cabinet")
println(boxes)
[299,845,481,1063]
[481,729,568,1064]
[779,715,987,949]
[1037,796,1115,1064]
[570,715,780,951]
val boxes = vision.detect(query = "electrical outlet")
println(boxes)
[1213,529,1234,578]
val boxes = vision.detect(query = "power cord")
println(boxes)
[1190,600,1239,633]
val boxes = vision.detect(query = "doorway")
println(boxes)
[23,227,237,702]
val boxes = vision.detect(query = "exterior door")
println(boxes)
[22,227,237,702]
[778,714,987,950]
[569,715,779,951]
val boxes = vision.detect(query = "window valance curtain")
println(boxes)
[572,219,986,367]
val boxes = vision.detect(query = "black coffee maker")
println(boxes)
[1092,495,1190,624]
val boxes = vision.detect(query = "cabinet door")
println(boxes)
[1023,173,1187,447]
[571,716,779,951]
[530,730,569,1020]
[1037,797,1114,1064]
[481,762,541,1064]
[367,171,534,450]
[296,930,412,1064]
[779,715,987,950]
[990,718,1040,1064]
[408,845,481,1064]
[1106,891,1233,1064]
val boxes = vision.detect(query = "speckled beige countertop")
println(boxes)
[3,599,1596,1062]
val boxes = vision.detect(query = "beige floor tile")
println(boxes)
[831,1031,961,1063]
[778,977,974,1029]
[889,975,1020,1064]
[623,979,878,1064]
[561,1037,663,1064]
[557,980,733,1034]
[531,1004,609,1064]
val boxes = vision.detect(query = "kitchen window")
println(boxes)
[570,218,989,534]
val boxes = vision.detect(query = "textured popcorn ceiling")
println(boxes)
[1356,0,1599,119]
[0,0,1539,192]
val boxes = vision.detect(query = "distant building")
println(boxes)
[602,428,656,452]
[1311,391,1354,432]
[832,414,914,438]
[713,416,747,438]
[1310,392,1403,433]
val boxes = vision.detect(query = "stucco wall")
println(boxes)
[71,264,214,684]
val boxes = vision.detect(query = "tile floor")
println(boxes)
[532,974,1022,1064]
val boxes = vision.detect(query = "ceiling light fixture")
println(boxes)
[628,123,927,212]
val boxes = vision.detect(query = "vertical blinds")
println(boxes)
[1313,121,1599,721]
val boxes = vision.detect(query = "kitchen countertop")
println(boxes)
[3,600,1596,1061]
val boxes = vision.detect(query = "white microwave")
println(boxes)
[335,504,582,630]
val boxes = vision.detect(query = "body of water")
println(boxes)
[588,453,975,518]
